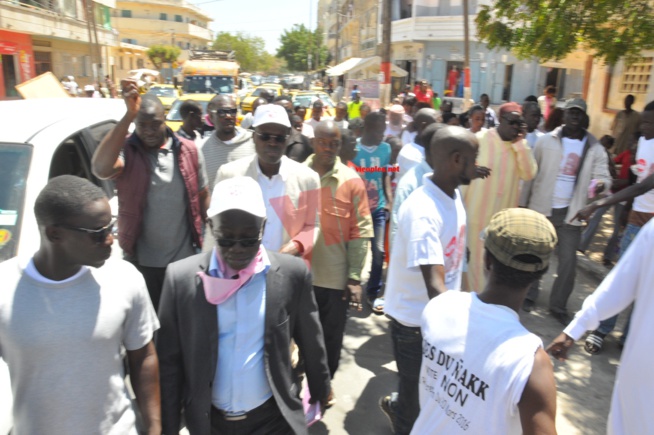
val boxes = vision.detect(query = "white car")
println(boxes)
[0,97,127,433]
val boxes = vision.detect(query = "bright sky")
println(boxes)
[191,0,319,54]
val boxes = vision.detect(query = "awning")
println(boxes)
[326,56,408,78]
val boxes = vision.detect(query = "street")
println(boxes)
[309,220,626,435]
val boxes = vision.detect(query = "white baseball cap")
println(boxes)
[207,176,267,218]
[252,104,291,128]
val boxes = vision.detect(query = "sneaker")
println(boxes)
[379,394,397,431]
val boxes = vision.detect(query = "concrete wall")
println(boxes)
[586,53,654,139]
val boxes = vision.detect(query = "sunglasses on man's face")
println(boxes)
[56,218,116,244]
[502,117,526,127]
[216,237,262,248]
[255,132,288,144]
[210,108,237,118]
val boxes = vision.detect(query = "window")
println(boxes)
[129,57,133,70]
[620,57,652,94]
[121,9,132,17]
[34,51,52,76]
[160,13,167,20]
[119,56,124,70]
[137,59,144,68]
[0,143,32,262]
[121,38,138,44]
[81,55,91,77]
[175,14,183,22]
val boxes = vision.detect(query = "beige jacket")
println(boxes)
[216,154,321,257]
[525,127,612,226]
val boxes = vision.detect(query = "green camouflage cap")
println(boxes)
[482,208,557,272]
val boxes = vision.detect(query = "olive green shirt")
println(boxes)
[305,156,373,289]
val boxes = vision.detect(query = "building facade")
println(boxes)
[112,0,212,60]
[0,0,118,98]
[585,52,654,139]
[322,0,588,104]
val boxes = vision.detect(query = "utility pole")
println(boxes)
[463,0,471,110]
[334,6,340,65]
[380,0,391,108]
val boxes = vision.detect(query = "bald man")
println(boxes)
[305,120,373,384]
[202,94,255,189]
[92,79,209,310]
[396,108,439,183]
[382,126,479,435]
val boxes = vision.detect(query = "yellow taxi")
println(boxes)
[145,84,181,112]
[240,84,284,113]
[291,91,336,119]
[166,93,244,132]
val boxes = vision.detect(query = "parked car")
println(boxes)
[145,84,181,111]
[291,91,336,118]
[0,98,129,434]
[240,85,284,113]
[165,94,214,132]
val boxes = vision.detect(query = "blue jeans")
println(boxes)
[366,208,386,299]
[596,223,641,337]
[389,318,422,435]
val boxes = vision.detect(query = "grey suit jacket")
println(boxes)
[156,250,331,435]
[215,155,321,258]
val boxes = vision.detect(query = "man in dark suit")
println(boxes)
[157,176,331,435]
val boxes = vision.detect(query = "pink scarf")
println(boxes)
[197,247,268,305]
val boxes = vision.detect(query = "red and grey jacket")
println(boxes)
[115,129,203,257]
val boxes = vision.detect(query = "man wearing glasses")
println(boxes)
[523,98,612,324]
[0,175,161,435]
[93,80,209,312]
[463,102,537,293]
[201,94,255,190]
[157,177,331,435]
[215,104,320,265]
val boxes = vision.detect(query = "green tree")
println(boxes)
[212,32,268,72]
[476,0,654,65]
[146,45,181,70]
[277,24,329,71]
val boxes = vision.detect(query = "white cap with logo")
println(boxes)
[252,104,291,128]
[207,176,267,218]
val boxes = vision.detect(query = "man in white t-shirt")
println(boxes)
[413,208,558,435]
[0,175,161,435]
[524,98,612,324]
[396,108,438,183]
[304,99,332,132]
[380,126,479,435]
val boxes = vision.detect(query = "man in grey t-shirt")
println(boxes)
[0,176,161,435]
[93,83,209,311]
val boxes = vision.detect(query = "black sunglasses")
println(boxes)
[216,237,262,248]
[56,218,116,243]
[255,132,288,144]
[502,116,526,127]
[210,108,238,117]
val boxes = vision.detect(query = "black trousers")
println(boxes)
[210,398,292,435]
[132,263,166,313]
[314,286,349,378]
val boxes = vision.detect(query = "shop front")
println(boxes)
[0,30,35,99]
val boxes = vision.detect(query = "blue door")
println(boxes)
[431,59,445,95]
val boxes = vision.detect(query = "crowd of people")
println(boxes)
[1,75,653,435]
